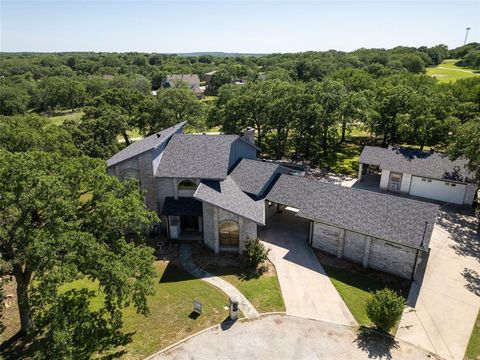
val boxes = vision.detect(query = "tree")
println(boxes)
[398,54,425,73]
[0,151,157,343]
[83,88,145,144]
[139,87,204,134]
[0,114,80,155]
[244,238,270,271]
[309,79,347,155]
[449,117,480,181]
[366,289,405,332]
[0,85,30,115]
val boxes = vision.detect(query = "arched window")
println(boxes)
[178,179,198,190]
[219,221,239,247]
[122,169,139,182]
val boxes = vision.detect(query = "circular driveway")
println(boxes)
[149,315,435,360]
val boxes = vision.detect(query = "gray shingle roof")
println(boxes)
[229,159,290,197]
[360,146,475,183]
[156,134,254,180]
[165,74,201,86]
[161,197,203,216]
[194,176,265,224]
[267,175,439,248]
[106,122,186,167]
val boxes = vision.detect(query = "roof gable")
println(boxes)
[106,122,186,167]
[194,177,265,224]
[229,159,290,197]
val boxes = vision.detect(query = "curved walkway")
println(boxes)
[149,314,435,360]
[179,244,260,319]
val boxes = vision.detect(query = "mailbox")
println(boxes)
[229,297,239,320]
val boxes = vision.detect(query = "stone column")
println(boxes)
[337,229,345,259]
[213,207,219,254]
[362,237,372,268]
[238,217,244,255]
[358,163,364,182]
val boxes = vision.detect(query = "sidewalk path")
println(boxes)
[179,244,260,319]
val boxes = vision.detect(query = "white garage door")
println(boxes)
[409,176,466,204]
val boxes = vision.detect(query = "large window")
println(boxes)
[219,221,239,247]
[178,179,198,190]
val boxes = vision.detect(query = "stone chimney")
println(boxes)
[243,127,255,145]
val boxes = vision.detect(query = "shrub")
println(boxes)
[366,288,405,332]
[244,238,270,270]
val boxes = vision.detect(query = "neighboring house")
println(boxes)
[107,124,439,279]
[203,70,217,94]
[162,74,204,99]
[359,146,478,206]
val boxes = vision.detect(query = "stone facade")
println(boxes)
[202,203,257,254]
[107,151,158,212]
[310,221,422,279]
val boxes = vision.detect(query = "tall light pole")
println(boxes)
[464,27,471,45]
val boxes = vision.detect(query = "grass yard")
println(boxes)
[215,269,285,313]
[465,310,480,360]
[315,252,410,334]
[45,110,84,126]
[1,261,229,360]
[320,141,364,176]
[427,59,479,83]
[192,248,285,314]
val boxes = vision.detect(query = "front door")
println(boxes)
[181,215,199,231]
[388,172,402,192]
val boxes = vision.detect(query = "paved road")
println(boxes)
[150,314,436,360]
[179,244,260,319]
[259,210,356,326]
[396,208,480,360]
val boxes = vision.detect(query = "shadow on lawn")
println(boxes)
[354,327,399,360]
[159,262,197,284]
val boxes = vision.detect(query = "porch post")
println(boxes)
[358,163,364,182]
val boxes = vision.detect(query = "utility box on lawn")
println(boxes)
[229,297,239,320]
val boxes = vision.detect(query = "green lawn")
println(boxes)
[427,59,479,83]
[217,270,285,313]
[465,310,480,360]
[45,110,84,126]
[320,141,364,176]
[2,261,229,360]
[317,256,410,333]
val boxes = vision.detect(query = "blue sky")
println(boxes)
[1,1,479,53]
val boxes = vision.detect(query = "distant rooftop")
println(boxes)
[360,146,475,183]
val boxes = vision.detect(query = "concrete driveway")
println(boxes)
[396,207,480,360]
[151,315,435,360]
[258,210,356,326]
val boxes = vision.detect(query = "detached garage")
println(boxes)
[409,176,467,204]
[359,146,478,206]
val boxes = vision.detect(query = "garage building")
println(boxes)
[358,146,478,206]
